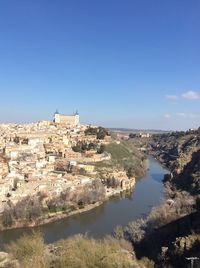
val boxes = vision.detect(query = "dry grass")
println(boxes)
[54,234,137,268]
[5,232,143,268]
[6,231,48,268]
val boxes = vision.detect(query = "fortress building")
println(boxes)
[53,110,80,126]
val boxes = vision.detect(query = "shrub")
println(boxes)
[84,127,98,136]
[2,209,13,227]
[124,219,147,244]
[147,191,195,229]
[113,225,125,240]
[4,232,143,268]
[97,144,105,154]
[138,257,154,268]
[54,234,136,268]
[6,231,48,268]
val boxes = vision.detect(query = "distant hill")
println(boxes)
[109,127,171,134]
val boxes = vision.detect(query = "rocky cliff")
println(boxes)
[146,130,200,267]
[150,131,200,194]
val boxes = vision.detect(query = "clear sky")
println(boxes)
[0,0,199,130]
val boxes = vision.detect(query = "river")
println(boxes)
[0,156,169,248]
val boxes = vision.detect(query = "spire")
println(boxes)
[75,109,79,115]
[54,109,59,115]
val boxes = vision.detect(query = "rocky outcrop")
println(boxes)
[121,177,135,190]
[159,234,200,268]
[135,211,200,268]
[0,252,20,268]
[150,132,200,194]
[174,150,200,194]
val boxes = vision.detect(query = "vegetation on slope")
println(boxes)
[1,179,106,228]
[4,231,149,268]
[104,141,148,178]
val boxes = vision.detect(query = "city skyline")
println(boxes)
[0,0,200,130]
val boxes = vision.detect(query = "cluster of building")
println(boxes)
[0,112,113,212]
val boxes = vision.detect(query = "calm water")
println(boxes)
[0,156,168,248]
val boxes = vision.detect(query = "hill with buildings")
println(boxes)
[0,113,147,231]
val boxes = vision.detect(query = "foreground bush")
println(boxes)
[6,232,144,268]
[54,235,138,268]
[6,231,47,268]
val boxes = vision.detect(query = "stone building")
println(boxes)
[53,110,79,126]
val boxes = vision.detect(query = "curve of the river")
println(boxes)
[0,156,169,248]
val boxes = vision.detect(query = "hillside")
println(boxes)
[150,130,200,194]
[143,130,200,267]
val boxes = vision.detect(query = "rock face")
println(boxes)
[175,150,200,194]
[159,234,200,268]
[0,252,20,268]
[147,131,200,267]
[121,177,135,190]
[150,132,200,194]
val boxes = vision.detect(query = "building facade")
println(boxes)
[53,111,79,126]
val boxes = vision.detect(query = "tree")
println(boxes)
[72,142,89,153]
[129,133,136,139]
[97,127,108,140]
[84,127,97,136]
[72,143,83,153]
[79,168,87,175]
[126,167,135,179]
[2,209,13,227]
[13,136,20,144]
[88,142,96,150]
[97,144,105,154]
[13,178,19,189]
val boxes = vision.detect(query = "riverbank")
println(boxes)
[0,200,104,231]
[0,183,136,232]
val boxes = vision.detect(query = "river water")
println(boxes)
[0,156,168,248]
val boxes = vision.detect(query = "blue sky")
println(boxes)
[0,0,200,130]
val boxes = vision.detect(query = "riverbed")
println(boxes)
[0,156,168,248]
